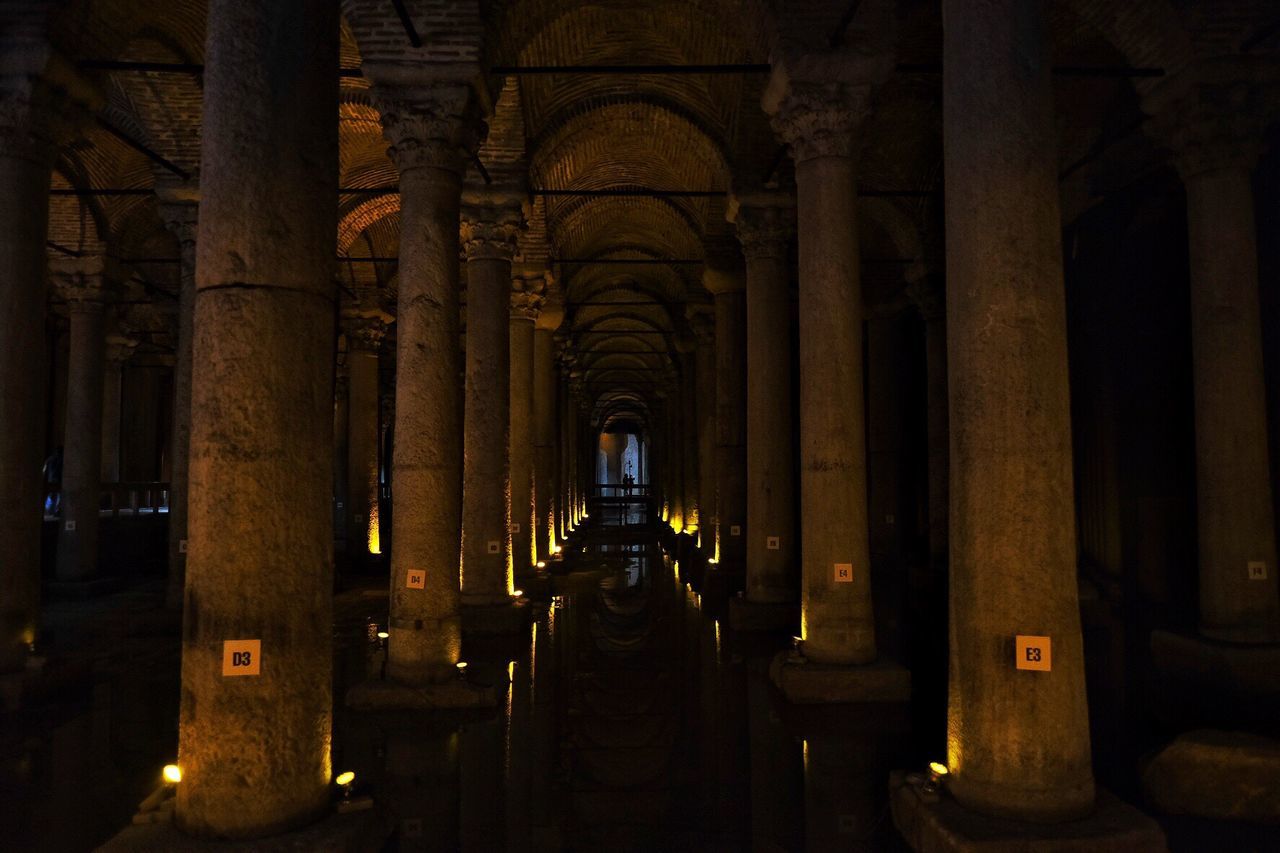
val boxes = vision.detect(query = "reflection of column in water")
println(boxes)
[506,637,535,852]
[717,630,751,842]
[747,668,803,851]
[382,725,459,852]
[803,736,881,853]
[696,614,721,830]
[530,608,561,845]
[462,676,509,852]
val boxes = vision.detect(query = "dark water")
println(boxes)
[332,532,914,852]
[0,532,917,852]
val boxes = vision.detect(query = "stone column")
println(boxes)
[765,63,881,666]
[690,308,717,553]
[99,336,135,483]
[332,366,349,540]
[175,0,338,837]
[942,0,1093,820]
[704,253,747,569]
[159,190,197,609]
[52,257,112,585]
[906,267,947,572]
[1145,64,1280,643]
[533,298,561,561]
[731,193,796,607]
[343,312,390,559]
[666,387,684,531]
[509,278,543,576]
[0,69,57,669]
[679,347,700,535]
[460,190,523,607]
[371,84,479,683]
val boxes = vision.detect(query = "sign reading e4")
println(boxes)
[222,639,261,676]
[834,563,853,583]
[1015,635,1051,672]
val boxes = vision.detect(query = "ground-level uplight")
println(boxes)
[163,764,182,785]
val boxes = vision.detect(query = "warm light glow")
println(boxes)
[507,661,516,681]
[335,770,355,787]
[536,561,546,569]
[456,661,468,671]
[376,631,389,640]
[367,503,381,555]
[163,764,182,784]
[553,545,562,554]
[929,762,949,778]
[708,557,718,565]
[513,589,523,597]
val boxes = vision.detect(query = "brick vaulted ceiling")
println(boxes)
[34,0,1278,426]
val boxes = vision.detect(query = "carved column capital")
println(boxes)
[728,190,796,260]
[1143,58,1279,180]
[461,188,525,262]
[762,53,890,164]
[51,255,118,311]
[157,182,200,247]
[373,83,485,176]
[343,312,392,352]
[104,334,138,365]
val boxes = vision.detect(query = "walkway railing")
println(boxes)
[589,483,651,527]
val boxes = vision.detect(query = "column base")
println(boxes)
[461,598,531,634]
[1141,729,1280,824]
[345,676,497,711]
[890,771,1166,853]
[728,596,799,632]
[47,576,122,599]
[769,651,911,704]
[1151,629,1280,698]
[98,801,390,852]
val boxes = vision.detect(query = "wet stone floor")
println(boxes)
[1,532,919,852]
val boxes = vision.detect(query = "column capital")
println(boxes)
[727,189,796,260]
[51,255,118,310]
[510,288,544,322]
[342,311,392,351]
[762,53,891,164]
[156,180,200,247]
[461,187,525,262]
[373,83,485,176]
[104,333,138,366]
[1142,57,1280,180]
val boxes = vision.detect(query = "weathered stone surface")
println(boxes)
[1142,730,1280,823]
[941,0,1094,822]
[890,772,1167,853]
[1150,629,1280,698]
[175,0,339,839]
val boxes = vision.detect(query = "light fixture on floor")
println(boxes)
[513,589,523,597]
[163,764,182,785]
[536,561,546,568]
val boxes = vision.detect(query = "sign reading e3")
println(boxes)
[1015,635,1051,672]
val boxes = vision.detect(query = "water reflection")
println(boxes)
[7,533,913,851]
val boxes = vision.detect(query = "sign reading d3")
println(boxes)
[1015,635,1051,672]
[222,639,262,676]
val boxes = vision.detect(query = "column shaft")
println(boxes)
[56,299,106,583]
[0,78,53,671]
[736,201,795,602]
[713,289,746,565]
[693,319,716,551]
[378,96,470,681]
[161,200,197,610]
[100,354,123,482]
[1184,166,1280,641]
[461,211,519,604]
[176,0,338,836]
[509,292,540,575]
[346,342,380,556]
[794,153,873,664]
[533,328,557,560]
[943,0,1093,820]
